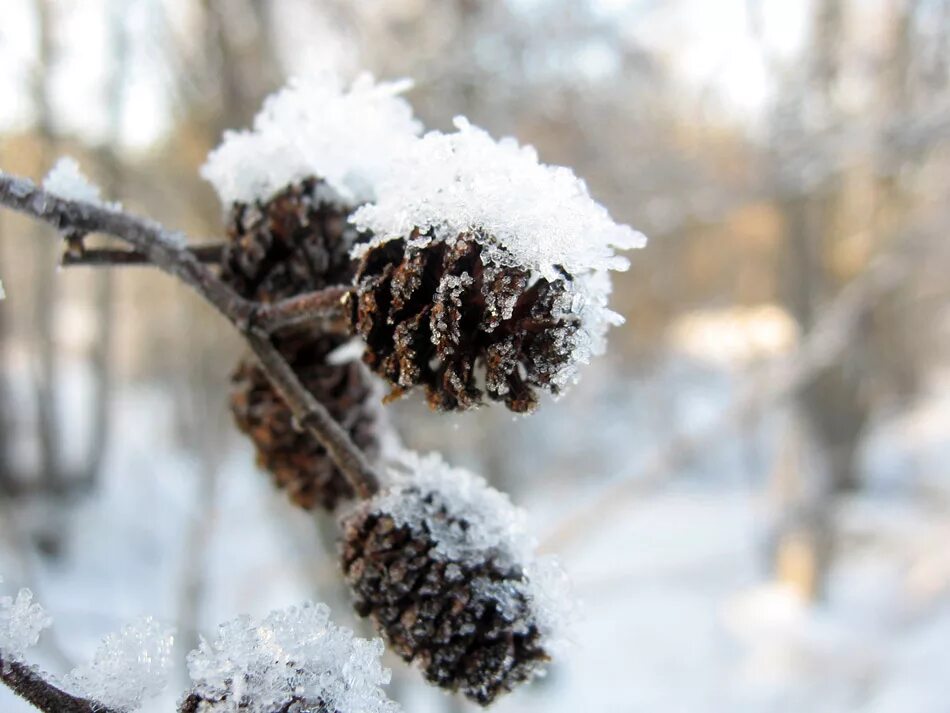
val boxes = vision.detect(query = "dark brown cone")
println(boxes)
[220,177,359,303]
[340,502,549,705]
[220,178,378,511]
[350,232,579,413]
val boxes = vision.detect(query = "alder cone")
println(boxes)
[220,177,359,303]
[220,178,378,511]
[350,233,579,413]
[340,504,548,705]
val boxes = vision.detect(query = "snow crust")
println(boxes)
[373,451,574,650]
[64,617,174,712]
[43,157,103,205]
[201,73,421,207]
[185,602,399,713]
[353,117,645,379]
[0,581,51,658]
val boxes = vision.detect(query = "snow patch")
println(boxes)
[43,158,103,205]
[201,73,421,207]
[0,581,51,658]
[64,617,174,712]
[186,601,399,713]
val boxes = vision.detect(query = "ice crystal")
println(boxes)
[201,73,422,207]
[43,157,103,205]
[186,602,399,713]
[375,451,574,649]
[0,582,51,658]
[63,617,173,712]
[353,117,644,375]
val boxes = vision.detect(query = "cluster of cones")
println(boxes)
[217,178,555,706]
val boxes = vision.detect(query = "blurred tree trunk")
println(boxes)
[770,0,858,599]
[76,0,128,491]
[31,0,63,505]
[768,0,931,600]
[0,207,12,493]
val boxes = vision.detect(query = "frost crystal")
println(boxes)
[186,602,399,713]
[375,451,574,650]
[64,617,174,712]
[43,157,103,205]
[0,583,52,658]
[201,73,422,207]
[353,117,645,375]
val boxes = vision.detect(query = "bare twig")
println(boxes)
[246,332,379,498]
[0,653,119,713]
[61,243,225,267]
[0,171,379,500]
[251,287,351,333]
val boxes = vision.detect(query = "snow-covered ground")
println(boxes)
[1,362,948,712]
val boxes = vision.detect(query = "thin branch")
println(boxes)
[0,171,379,500]
[0,653,118,713]
[247,331,379,498]
[61,243,225,267]
[251,287,351,333]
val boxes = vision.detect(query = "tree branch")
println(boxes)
[251,287,351,333]
[61,243,226,267]
[0,653,119,713]
[0,171,380,500]
[246,332,379,498]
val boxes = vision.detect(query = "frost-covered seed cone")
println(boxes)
[220,177,359,304]
[352,117,644,413]
[351,232,576,412]
[219,179,380,511]
[339,453,571,705]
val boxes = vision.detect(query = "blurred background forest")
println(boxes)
[1,0,949,711]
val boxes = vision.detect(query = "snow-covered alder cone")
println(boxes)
[340,452,573,705]
[350,117,644,412]
[202,75,421,511]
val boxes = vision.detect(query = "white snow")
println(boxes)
[185,602,399,713]
[0,582,51,658]
[42,157,103,205]
[353,117,645,383]
[201,73,422,207]
[372,450,574,651]
[0,359,948,713]
[63,617,174,712]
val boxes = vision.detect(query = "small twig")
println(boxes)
[247,331,379,498]
[61,243,226,267]
[0,171,380,502]
[0,653,118,713]
[251,287,351,333]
